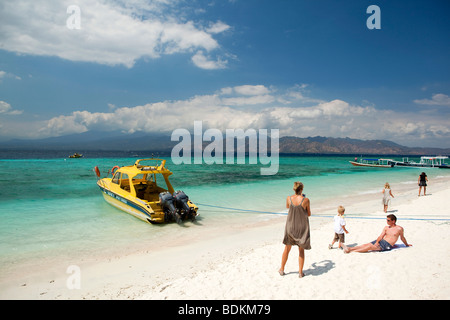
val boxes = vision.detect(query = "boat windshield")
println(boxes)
[152,173,170,191]
[112,172,120,184]
[129,172,172,194]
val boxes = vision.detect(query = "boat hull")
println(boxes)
[98,184,164,224]
[349,161,392,168]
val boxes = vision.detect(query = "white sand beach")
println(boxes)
[1,176,450,300]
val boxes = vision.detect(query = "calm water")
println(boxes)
[1,151,449,272]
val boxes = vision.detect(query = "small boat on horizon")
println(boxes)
[94,158,198,224]
[349,157,395,168]
[69,153,83,158]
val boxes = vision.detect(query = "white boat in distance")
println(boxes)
[393,156,450,169]
[349,158,395,168]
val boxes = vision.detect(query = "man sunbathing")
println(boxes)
[343,214,412,253]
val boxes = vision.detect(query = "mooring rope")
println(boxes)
[196,202,450,221]
[196,203,284,215]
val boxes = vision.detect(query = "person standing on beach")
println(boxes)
[382,182,394,213]
[342,214,412,253]
[418,172,428,196]
[279,182,311,278]
[328,206,349,250]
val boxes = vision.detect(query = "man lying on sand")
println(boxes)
[342,214,412,253]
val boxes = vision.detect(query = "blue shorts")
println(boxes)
[371,239,392,251]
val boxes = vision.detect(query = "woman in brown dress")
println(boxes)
[279,182,311,278]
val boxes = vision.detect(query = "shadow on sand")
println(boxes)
[305,260,335,276]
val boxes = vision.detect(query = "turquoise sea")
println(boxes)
[1,151,449,275]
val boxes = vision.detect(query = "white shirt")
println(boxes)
[334,215,346,234]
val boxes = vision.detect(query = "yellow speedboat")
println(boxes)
[94,159,198,224]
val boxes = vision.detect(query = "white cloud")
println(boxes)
[206,21,231,34]
[413,93,450,107]
[0,70,21,81]
[0,101,23,115]
[1,84,448,147]
[219,85,274,105]
[0,0,230,69]
[233,85,270,96]
[191,51,227,70]
[221,95,275,106]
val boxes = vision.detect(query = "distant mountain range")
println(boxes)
[0,131,449,156]
[278,136,450,155]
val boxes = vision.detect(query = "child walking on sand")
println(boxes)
[382,182,394,213]
[329,206,349,250]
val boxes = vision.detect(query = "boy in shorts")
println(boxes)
[329,206,349,250]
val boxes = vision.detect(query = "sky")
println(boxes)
[0,0,449,148]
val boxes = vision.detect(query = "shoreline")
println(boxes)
[1,176,449,299]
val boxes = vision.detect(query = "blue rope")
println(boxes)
[196,202,284,215]
[196,203,450,221]
[312,215,450,221]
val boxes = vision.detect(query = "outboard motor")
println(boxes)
[159,192,178,222]
[173,190,195,221]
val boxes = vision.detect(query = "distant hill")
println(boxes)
[0,131,176,152]
[279,136,450,155]
[0,131,449,156]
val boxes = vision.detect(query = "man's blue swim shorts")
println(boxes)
[371,239,392,251]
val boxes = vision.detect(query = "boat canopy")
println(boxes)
[421,156,448,160]
[420,156,449,165]
[118,159,173,178]
[111,158,175,196]
[362,158,394,162]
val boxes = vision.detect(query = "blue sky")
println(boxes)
[0,0,449,147]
